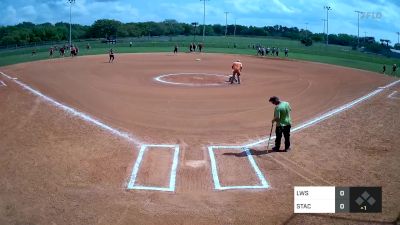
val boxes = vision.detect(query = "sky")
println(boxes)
[1,0,399,44]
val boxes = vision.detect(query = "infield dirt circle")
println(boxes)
[1,53,399,225]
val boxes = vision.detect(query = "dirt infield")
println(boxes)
[0,53,399,225]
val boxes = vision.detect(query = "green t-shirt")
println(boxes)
[274,101,292,126]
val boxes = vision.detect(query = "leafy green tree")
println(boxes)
[88,19,122,39]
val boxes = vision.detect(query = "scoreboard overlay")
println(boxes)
[294,186,382,213]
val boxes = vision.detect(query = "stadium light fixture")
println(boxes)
[324,5,332,46]
[354,11,363,48]
[68,0,75,49]
[224,12,230,37]
[200,0,209,42]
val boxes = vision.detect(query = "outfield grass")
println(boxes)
[0,35,399,76]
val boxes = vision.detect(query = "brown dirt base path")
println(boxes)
[0,53,399,225]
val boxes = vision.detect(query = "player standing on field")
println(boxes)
[173,44,178,54]
[59,47,65,57]
[109,49,115,63]
[198,43,203,52]
[49,47,54,57]
[229,60,243,84]
[269,96,292,151]
[392,64,397,76]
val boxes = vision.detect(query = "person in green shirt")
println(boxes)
[269,96,292,151]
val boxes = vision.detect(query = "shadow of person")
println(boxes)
[222,148,274,157]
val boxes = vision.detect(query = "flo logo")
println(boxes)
[360,12,382,20]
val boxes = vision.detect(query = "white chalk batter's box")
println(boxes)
[127,144,180,192]
[208,146,269,190]
[126,144,270,192]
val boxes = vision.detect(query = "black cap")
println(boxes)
[269,96,279,102]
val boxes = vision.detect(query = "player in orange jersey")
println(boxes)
[229,60,243,84]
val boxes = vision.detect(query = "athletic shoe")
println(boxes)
[271,147,280,151]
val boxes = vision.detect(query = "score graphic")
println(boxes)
[294,186,382,213]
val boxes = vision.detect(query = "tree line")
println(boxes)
[0,19,392,52]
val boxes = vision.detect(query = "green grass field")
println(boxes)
[0,35,399,76]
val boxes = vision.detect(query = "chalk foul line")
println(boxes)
[0,71,142,146]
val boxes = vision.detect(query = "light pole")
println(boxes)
[305,22,309,39]
[364,31,367,43]
[234,18,237,39]
[224,11,230,37]
[68,0,75,48]
[321,19,327,38]
[324,6,332,46]
[397,32,400,45]
[191,22,198,41]
[354,11,363,48]
[200,0,209,42]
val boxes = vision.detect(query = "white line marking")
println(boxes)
[0,71,142,145]
[245,148,269,188]
[169,145,180,190]
[0,80,6,87]
[379,79,400,89]
[387,91,399,99]
[127,145,146,189]
[208,146,222,189]
[127,144,180,192]
[154,73,228,86]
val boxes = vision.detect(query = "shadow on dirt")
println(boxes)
[222,148,286,157]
